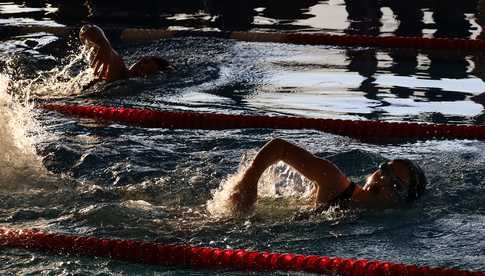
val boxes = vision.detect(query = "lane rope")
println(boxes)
[1,228,482,275]
[120,28,485,51]
[6,24,483,275]
[41,103,485,141]
[3,25,485,51]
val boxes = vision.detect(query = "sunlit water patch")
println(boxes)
[0,2,62,27]
[375,74,485,94]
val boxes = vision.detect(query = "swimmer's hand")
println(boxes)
[79,24,110,49]
[229,181,257,214]
[88,47,109,77]
[79,24,129,82]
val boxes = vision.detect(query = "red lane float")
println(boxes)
[119,28,485,51]
[2,25,485,51]
[41,103,485,141]
[1,228,483,275]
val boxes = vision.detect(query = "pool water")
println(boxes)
[1,1,485,274]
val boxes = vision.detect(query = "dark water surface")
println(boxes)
[0,1,485,275]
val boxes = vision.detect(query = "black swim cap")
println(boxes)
[140,56,171,70]
[393,159,427,203]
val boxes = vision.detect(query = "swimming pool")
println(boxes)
[1,1,485,274]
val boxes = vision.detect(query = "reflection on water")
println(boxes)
[3,1,485,111]
[0,1,482,35]
[2,0,485,274]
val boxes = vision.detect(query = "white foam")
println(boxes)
[8,46,95,99]
[206,151,315,218]
[0,74,50,190]
[0,47,97,192]
[206,160,250,218]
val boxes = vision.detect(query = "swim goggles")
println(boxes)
[378,160,417,204]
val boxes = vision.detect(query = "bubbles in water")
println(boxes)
[207,150,315,218]
[259,161,315,199]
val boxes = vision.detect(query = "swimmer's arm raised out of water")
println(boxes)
[79,25,129,83]
[79,24,173,87]
[231,138,350,213]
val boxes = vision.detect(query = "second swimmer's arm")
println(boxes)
[232,138,348,213]
[80,25,128,82]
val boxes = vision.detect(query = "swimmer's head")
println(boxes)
[128,56,174,78]
[364,159,427,206]
[79,24,110,48]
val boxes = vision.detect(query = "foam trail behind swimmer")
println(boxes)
[0,74,50,190]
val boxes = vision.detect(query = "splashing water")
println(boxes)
[207,151,315,218]
[0,74,51,190]
[6,46,95,100]
[206,162,249,218]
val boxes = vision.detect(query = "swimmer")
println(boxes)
[79,24,173,85]
[230,138,427,214]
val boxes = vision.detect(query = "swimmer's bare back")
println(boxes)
[79,24,173,88]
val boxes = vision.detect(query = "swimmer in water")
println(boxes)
[230,138,427,214]
[79,24,173,86]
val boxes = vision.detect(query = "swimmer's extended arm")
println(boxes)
[231,138,348,213]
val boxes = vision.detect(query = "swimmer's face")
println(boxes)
[79,24,110,48]
[363,160,412,206]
